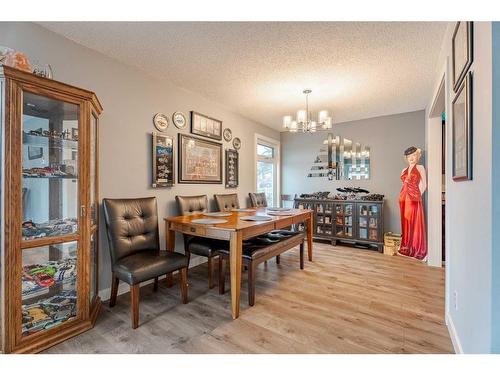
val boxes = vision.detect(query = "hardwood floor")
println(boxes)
[44,243,454,354]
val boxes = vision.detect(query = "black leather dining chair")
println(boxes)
[103,197,189,329]
[175,195,229,289]
[214,193,240,211]
[249,192,268,207]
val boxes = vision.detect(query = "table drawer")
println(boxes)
[172,223,207,236]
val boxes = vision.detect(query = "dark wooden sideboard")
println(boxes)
[294,198,384,251]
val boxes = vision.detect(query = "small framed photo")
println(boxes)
[452,71,473,181]
[225,149,239,188]
[452,21,473,92]
[28,146,43,160]
[152,132,174,187]
[190,111,223,141]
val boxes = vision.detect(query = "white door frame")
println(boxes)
[254,133,281,206]
[427,74,446,268]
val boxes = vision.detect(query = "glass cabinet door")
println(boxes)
[315,202,333,236]
[22,92,80,241]
[335,203,353,238]
[20,90,81,338]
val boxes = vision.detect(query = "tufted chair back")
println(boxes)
[175,195,209,216]
[249,192,268,208]
[103,197,160,264]
[214,193,240,211]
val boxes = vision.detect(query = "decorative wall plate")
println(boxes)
[223,128,232,141]
[172,111,187,129]
[232,137,241,150]
[153,113,169,132]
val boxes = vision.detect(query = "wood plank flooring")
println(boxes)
[44,243,454,354]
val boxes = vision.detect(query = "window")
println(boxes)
[255,135,280,207]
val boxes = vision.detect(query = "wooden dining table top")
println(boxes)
[164,207,312,232]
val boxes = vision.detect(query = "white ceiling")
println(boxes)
[40,22,448,131]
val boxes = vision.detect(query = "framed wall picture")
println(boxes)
[452,21,473,92]
[452,71,473,181]
[190,111,222,141]
[178,133,222,184]
[152,132,174,187]
[225,149,239,188]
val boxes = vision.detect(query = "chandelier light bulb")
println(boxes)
[318,110,329,124]
[283,115,292,128]
[297,110,307,123]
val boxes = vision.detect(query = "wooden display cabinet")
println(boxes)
[0,66,102,353]
[295,198,384,251]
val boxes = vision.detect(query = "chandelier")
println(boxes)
[282,89,333,133]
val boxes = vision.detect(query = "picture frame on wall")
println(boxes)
[452,21,473,92]
[190,111,223,141]
[152,132,174,187]
[178,133,223,184]
[225,149,239,188]
[452,71,473,181]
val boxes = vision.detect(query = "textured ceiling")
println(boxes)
[40,22,448,131]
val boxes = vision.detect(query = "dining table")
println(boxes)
[163,207,313,319]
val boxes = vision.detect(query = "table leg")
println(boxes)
[166,221,176,287]
[229,231,243,319]
[307,213,313,261]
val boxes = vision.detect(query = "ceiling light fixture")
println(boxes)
[282,89,332,133]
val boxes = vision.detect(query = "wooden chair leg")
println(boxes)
[153,277,159,292]
[248,262,256,306]
[208,256,214,289]
[219,255,226,295]
[179,268,188,304]
[276,255,280,264]
[300,243,304,270]
[185,250,191,272]
[109,274,119,307]
[130,284,140,329]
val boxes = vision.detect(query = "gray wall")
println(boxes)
[0,22,279,294]
[281,110,426,233]
[427,21,494,353]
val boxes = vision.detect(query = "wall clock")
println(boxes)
[172,111,187,129]
[223,128,232,142]
[232,137,241,150]
[153,113,169,132]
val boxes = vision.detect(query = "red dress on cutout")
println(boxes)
[398,166,427,260]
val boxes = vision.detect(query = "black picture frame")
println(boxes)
[452,21,473,92]
[152,132,174,187]
[452,71,473,181]
[225,149,239,188]
[178,133,223,184]
[27,146,43,160]
[190,111,223,141]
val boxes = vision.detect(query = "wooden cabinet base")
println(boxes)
[8,298,101,354]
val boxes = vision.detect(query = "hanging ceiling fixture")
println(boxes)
[282,89,332,133]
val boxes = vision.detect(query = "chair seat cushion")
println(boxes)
[187,236,229,257]
[113,250,188,285]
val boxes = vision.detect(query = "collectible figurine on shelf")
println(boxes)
[398,146,427,261]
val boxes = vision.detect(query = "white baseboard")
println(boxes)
[446,312,463,354]
[98,255,207,302]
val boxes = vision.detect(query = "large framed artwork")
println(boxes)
[152,132,174,187]
[452,71,473,181]
[452,21,473,92]
[225,149,239,188]
[179,133,223,184]
[190,111,223,141]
